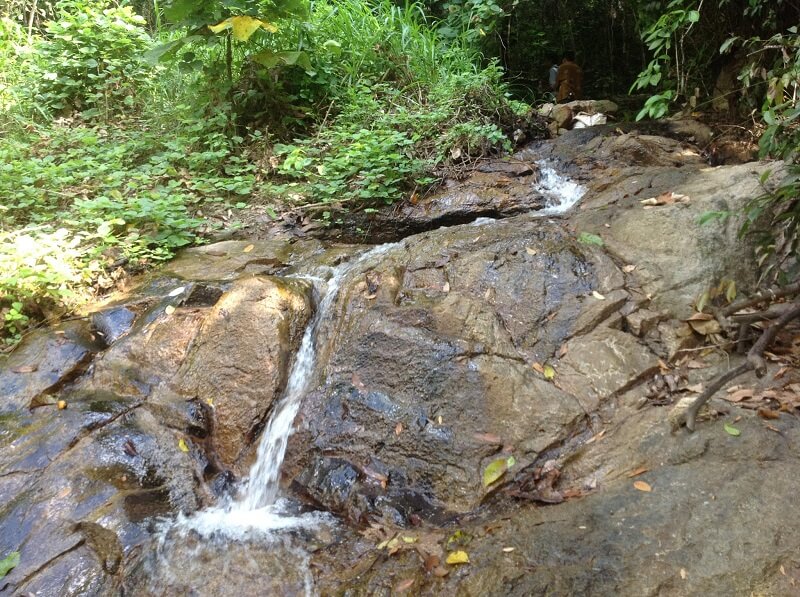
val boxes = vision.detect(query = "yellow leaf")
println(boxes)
[178,438,189,452]
[209,16,277,42]
[401,536,417,544]
[165,305,176,315]
[446,550,470,565]
[243,244,254,253]
[633,480,652,492]
[483,455,516,487]
[543,364,556,380]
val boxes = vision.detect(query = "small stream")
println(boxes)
[146,162,585,595]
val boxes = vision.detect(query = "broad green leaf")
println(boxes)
[252,49,313,72]
[723,423,741,436]
[0,551,20,579]
[577,232,604,247]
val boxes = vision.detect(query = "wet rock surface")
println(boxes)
[2,124,796,596]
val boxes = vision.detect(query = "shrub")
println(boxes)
[31,0,152,119]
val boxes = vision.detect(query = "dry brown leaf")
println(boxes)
[686,312,713,321]
[626,466,650,478]
[685,359,709,369]
[394,579,415,593]
[725,389,754,403]
[532,362,545,374]
[586,429,606,444]
[680,568,687,580]
[423,554,440,572]
[688,318,722,335]
[685,383,704,393]
[395,422,404,435]
[243,244,254,253]
[473,432,503,444]
[733,415,742,423]
[558,344,569,358]
[633,480,652,492]
[757,408,780,420]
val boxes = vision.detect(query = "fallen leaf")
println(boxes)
[473,432,503,444]
[757,408,780,420]
[543,364,556,380]
[577,232,604,247]
[483,455,516,487]
[723,422,741,436]
[622,264,637,273]
[11,365,37,373]
[401,536,418,544]
[57,400,67,410]
[437,415,443,425]
[633,480,652,492]
[0,551,20,579]
[502,547,515,553]
[423,554,440,572]
[687,318,722,335]
[585,429,606,444]
[206,398,214,407]
[165,305,176,315]
[592,290,606,300]
[626,466,649,478]
[443,282,450,293]
[765,424,781,433]
[725,389,754,403]
[168,286,186,297]
[687,312,714,321]
[558,344,569,358]
[446,551,470,565]
[395,422,403,435]
[531,362,545,374]
[781,565,787,576]
[178,438,190,452]
[680,568,687,580]
[685,383,704,393]
[526,247,538,255]
[394,579,415,593]
[733,415,742,423]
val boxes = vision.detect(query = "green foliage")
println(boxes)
[0,551,20,579]
[30,1,153,119]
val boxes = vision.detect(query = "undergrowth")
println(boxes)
[0,0,534,346]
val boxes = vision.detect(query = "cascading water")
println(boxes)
[147,163,585,595]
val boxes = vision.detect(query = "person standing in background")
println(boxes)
[556,51,582,103]
[548,54,559,92]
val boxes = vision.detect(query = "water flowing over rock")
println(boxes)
[2,125,798,596]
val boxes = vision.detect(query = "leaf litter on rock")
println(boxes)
[633,480,652,492]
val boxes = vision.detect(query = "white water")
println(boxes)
[164,162,583,542]
[167,241,400,540]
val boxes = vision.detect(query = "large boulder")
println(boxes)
[283,217,657,522]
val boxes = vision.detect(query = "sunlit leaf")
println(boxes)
[577,232,604,247]
[209,16,278,42]
[723,423,741,436]
[178,438,190,452]
[0,552,20,579]
[446,550,470,565]
[543,364,556,380]
[483,455,516,487]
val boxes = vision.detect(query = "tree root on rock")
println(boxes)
[678,300,800,431]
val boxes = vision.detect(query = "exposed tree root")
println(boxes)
[683,300,800,431]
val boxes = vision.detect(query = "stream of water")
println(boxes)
[149,162,584,594]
